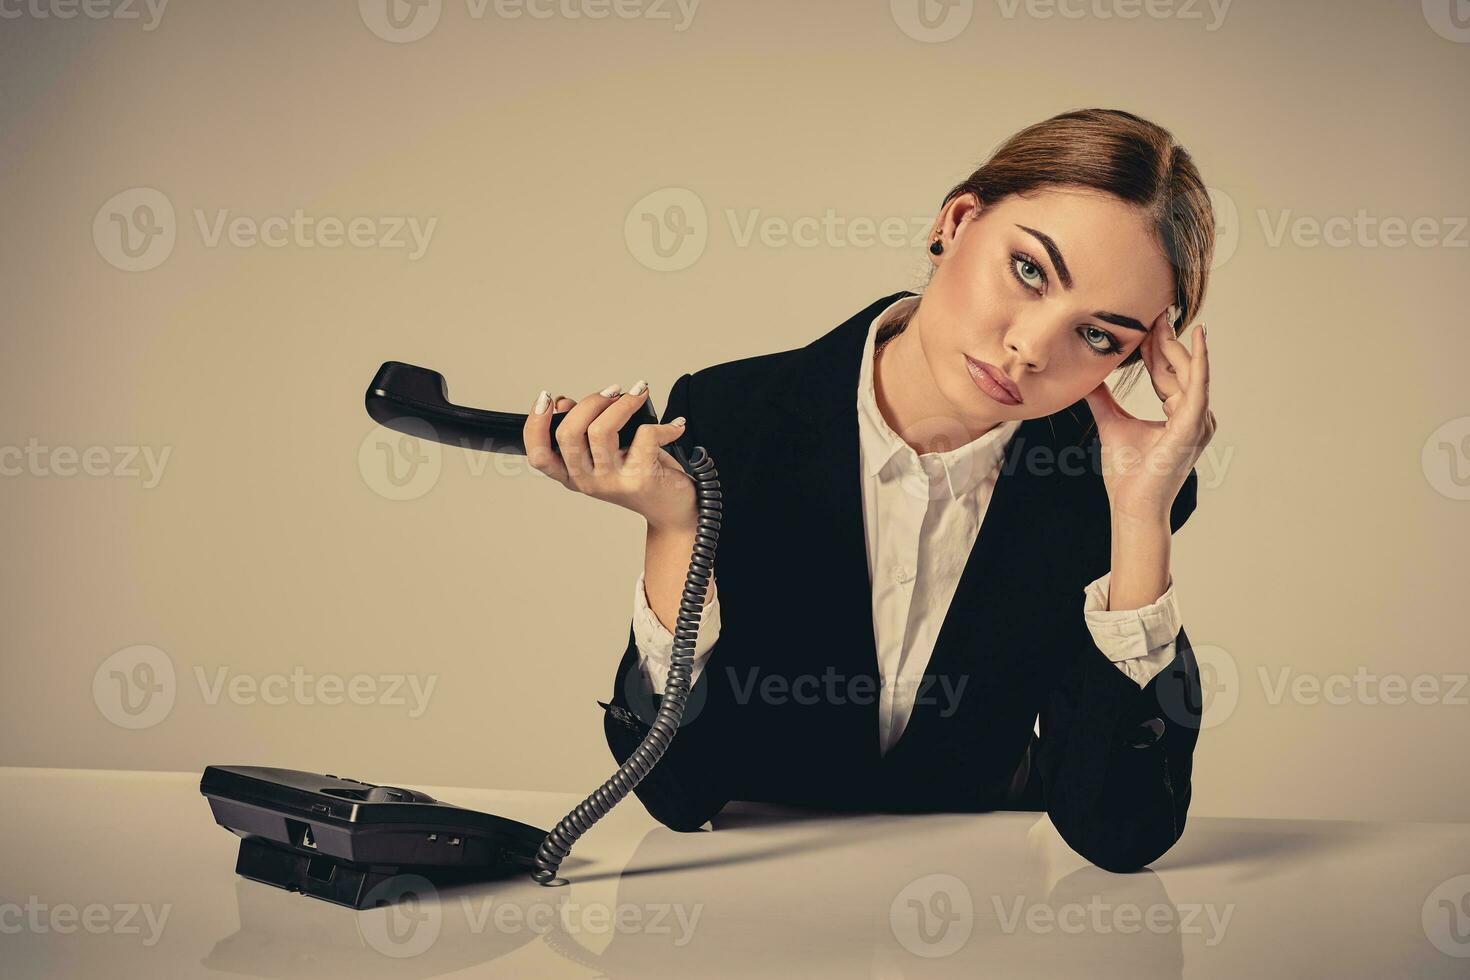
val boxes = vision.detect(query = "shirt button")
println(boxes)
[892,566,912,584]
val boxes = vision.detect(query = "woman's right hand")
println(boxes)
[523,381,698,532]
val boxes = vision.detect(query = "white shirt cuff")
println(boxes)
[631,570,720,694]
[1082,570,1181,689]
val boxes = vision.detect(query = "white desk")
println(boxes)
[2,767,1467,978]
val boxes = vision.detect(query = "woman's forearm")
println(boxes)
[644,521,713,634]
[1107,512,1172,612]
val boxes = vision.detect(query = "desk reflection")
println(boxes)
[203,803,1190,979]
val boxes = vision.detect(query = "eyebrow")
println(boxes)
[1015,224,1151,333]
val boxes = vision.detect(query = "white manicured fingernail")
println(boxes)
[629,379,648,395]
[600,383,622,397]
[669,416,686,427]
[533,389,550,415]
[1165,304,1178,328]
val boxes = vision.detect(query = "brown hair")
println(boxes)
[915,107,1215,400]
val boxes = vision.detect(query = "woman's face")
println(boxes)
[916,186,1176,425]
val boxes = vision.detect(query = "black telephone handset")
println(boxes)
[365,360,694,463]
[365,360,721,884]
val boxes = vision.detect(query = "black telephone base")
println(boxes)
[233,836,522,910]
[201,766,549,908]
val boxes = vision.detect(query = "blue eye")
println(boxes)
[1080,325,1123,357]
[1010,253,1046,292]
[1009,251,1122,358]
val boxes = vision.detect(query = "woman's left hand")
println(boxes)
[1083,308,1215,523]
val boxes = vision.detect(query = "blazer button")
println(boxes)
[1127,717,1166,748]
[892,566,912,584]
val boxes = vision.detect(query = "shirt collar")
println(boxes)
[856,294,1023,500]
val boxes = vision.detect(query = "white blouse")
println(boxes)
[631,295,1183,755]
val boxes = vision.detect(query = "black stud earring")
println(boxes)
[929,239,944,256]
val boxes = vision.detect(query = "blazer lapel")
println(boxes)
[757,292,912,759]
[766,292,1082,762]
[882,412,1063,761]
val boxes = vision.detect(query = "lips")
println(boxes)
[964,355,1023,405]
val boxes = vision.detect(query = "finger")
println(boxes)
[1190,323,1209,399]
[1170,324,1210,432]
[523,388,568,485]
[1142,309,1183,403]
[1172,323,1210,437]
[1156,326,1194,392]
[556,383,623,482]
[587,380,650,473]
[624,409,690,479]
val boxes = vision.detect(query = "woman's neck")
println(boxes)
[873,323,1004,455]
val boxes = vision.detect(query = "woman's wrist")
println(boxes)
[643,520,710,634]
[1107,511,1172,612]
[646,513,697,538]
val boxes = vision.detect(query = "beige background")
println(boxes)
[1,0,1466,823]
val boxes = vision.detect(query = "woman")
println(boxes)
[524,108,1216,873]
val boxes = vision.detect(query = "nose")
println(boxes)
[1005,338,1039,372]
[1003,316,1050,373]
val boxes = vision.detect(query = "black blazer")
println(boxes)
[601,289,1204,873]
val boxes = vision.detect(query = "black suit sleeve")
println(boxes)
[1034,468,1204,872]
[598,371,732,831]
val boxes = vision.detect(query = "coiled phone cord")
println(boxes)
[531,444,722,885]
